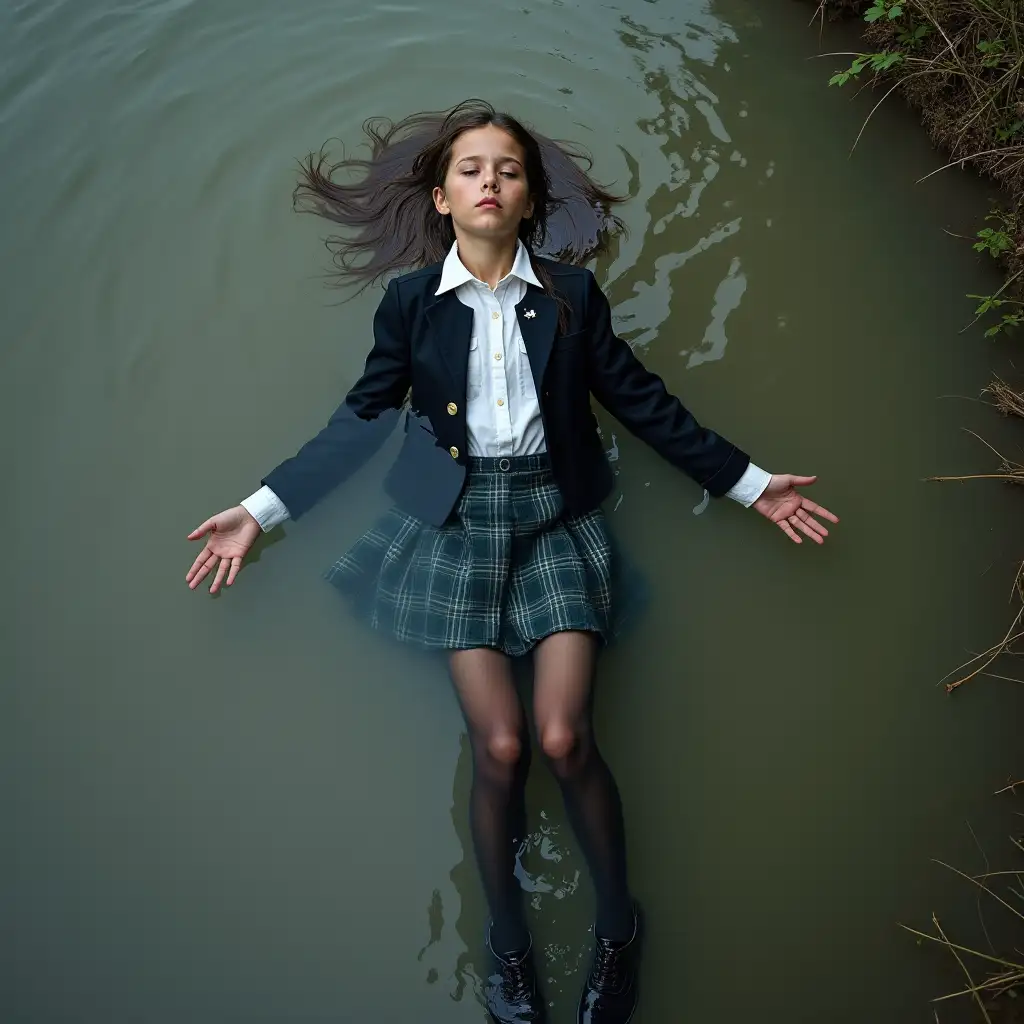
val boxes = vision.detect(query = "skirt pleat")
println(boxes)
[325,454,639,657]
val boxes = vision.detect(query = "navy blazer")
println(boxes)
[263,257,751,527]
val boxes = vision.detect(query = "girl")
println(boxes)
[185,100,838,1024]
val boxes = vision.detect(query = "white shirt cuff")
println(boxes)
[240,485,291,532]
[724,463,772,508]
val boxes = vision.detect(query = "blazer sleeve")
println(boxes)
[583,270,750,496]
[261,278,410,520]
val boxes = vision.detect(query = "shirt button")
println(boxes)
[449,446,459,459]
[497,398,504,407]
[447,402,458,415]
[494,352,502,361]
[491,311,500,320]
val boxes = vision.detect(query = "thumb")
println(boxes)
[790,475,818,488]
[187,516,218,541]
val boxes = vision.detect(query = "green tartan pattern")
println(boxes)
[325,455,615,657]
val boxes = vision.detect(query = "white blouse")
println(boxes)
[436,239,547,457]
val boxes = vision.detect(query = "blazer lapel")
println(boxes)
[425,290,475,402]
[515,288,557,392]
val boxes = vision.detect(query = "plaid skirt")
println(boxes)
[325,454,629,657]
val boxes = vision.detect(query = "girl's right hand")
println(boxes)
[186,506,262,593]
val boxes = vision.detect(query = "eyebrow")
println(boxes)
[455,155,524,167]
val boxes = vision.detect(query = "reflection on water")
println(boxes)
[3,0,1024,1021]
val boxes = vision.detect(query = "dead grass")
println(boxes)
[986,375,1024,416]
[901,837,1024,1021]
[926,381,1024,693]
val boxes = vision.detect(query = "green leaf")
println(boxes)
[985,325,1002,337]
[996,120,1024,141]
[898,24,931,47]
[888,4,904,19]
[974,226,1012,256]
[829,72,849,87]
[864,5,885,22]
[872,52,904,71]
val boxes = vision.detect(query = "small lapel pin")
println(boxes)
[524,309,536,319]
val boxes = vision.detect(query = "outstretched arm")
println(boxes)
[584,271,838,544]
[583,270,749,495]
[185,279,410,593]
[260,277,411,521]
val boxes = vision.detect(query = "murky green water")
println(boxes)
[3,1,1024,1021]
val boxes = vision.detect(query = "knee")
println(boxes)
[486,731,525,767]
[540,724,582,765]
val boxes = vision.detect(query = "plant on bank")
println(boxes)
[970,207,1023,336]
[819,0,1024,338]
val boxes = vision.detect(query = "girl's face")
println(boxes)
[433,125,535,242]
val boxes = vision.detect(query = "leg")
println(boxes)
[532,631,633,942]
[449,647,532,955]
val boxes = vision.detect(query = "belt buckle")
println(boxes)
[498,458,511,472]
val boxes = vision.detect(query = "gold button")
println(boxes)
[449,446,459,459]
[497,398,504,407]
[494,352,502,361]
[446,402,457,415]
[491,311,500,320]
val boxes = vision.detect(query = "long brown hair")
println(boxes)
[293,99,625,316]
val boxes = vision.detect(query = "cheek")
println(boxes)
[445,178,474,208]
[512,184,533,210]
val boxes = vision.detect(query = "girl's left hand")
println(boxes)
[752,474,839,545]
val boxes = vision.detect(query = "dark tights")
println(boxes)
[449,631,633,953]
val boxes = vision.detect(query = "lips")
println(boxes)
[476,198,501,208]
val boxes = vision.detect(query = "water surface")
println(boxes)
[3,1,1023,1021]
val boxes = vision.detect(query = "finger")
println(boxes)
[800,498,840,524]
[225,556,242,587]
[186,549,215,584]
[777,518,803,544]
[793,515,824,545]
[210,557,230,594]
[188,553,218,590]
[796,509,830,538]
[185,547,211,583]
[187,517,218,541]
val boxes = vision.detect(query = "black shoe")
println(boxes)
[484,925,546,1024]
[577,906,642,1024]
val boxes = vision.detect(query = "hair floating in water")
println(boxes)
[293,99,627,294]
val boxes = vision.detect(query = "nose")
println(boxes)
[481,166,499,191]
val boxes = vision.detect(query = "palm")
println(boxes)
[186,506,261,592]
[752,474,839,545]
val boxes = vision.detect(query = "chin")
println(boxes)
[457,218,521,239]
